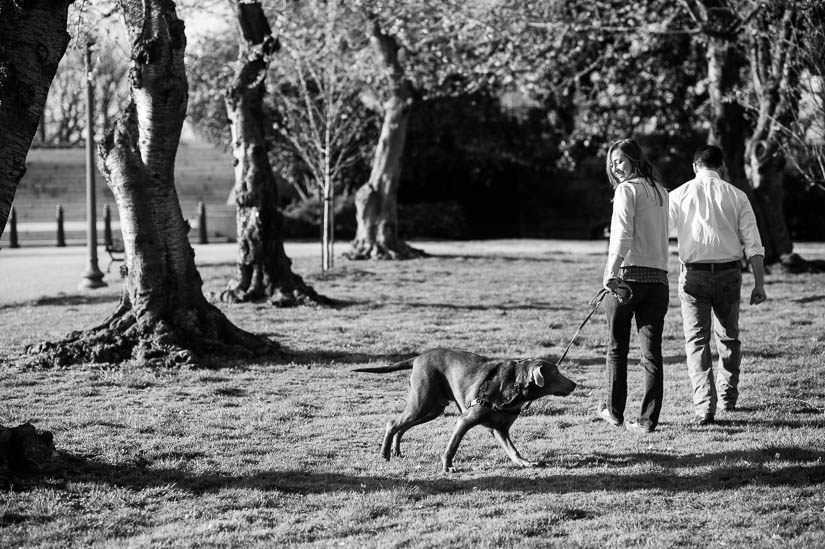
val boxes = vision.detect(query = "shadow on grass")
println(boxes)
[430,254,574,263]
[390,301,575,312]
[196,261,236,269]
[276,348,620,367]
[265,347,692,370]
[329,298,576,312]
[43,445,824,496]
[274,349,418,366]
[791,295,825,304]
[536,353,687,368]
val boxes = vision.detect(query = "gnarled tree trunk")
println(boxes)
[743,5,797,265]
[220,1,328,306]
[27,0,275,368]
[0,0,73,239]
[346,18,425,260]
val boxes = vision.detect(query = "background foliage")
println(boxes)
[30,0,825,240]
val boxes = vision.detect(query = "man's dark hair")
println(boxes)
[693,145,725,169]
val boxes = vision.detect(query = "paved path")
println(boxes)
[0,241,312,305]
[2,239,823,305]
[0,239,607,304]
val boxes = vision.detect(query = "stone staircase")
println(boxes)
[2,145,237,247]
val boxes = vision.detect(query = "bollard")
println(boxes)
[197,201,208,244]
[9,206,19,248]
[56,205,65,247]
[103,203,113,248]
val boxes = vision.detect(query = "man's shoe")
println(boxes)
[625,421,654,434]
[721,403,736,412]
[693,413,714,426]
[599,407,622,427]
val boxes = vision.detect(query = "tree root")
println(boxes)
[344,239,428,260]
[219,271,334,307]
[23,298,278,369]
[221,284,334,307]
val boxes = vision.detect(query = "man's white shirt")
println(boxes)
[668,168,764,263]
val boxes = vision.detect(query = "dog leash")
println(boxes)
[555,281,633,368]
[521,289,615,415]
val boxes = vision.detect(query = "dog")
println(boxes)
[354,348,576,472]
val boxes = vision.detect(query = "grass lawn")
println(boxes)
[1,242,823,548]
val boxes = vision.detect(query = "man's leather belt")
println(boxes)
[683,261,739,272]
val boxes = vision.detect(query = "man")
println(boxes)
[669,145,767,426]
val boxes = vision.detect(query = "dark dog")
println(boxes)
[354,348,576,472]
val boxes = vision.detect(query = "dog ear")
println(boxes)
[530,362,545,387]
[514,360,546,388]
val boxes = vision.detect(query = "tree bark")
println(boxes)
[27,0,276,368]
[346,18,425,260]
[220,1,329,306]
[0,0,73,239]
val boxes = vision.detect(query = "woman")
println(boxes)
[599,138,670,434]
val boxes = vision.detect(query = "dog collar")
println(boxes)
[467,381,525,413]
[466,363,527,412]
[468,397,492,409]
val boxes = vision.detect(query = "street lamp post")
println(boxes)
[79,39,106,290]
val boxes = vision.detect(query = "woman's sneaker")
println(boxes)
[599,407,622,427]
[625,420,654,434]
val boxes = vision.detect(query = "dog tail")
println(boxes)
[352,358,415,373]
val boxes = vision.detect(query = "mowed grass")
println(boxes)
[1,241,824,548]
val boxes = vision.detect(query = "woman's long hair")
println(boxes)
[605,139,664,205]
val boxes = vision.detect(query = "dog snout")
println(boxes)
[554,375,576,396]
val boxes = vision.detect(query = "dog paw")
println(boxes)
[441,456,457,473]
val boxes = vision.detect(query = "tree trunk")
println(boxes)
[700,2,810,267]
[220,2,328,306]
[0,0,73,239]
[27,0,275,368]
[745,138,794,264]
[706,36,749,189]
[346,18,425,261]
[0,423,55,486]
[322,173,334,271]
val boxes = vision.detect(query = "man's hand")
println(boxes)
[750,286,767,305]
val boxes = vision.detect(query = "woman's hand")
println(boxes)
[605,277,633,303]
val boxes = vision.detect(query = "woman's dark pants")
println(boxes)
[603,281,669,429]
